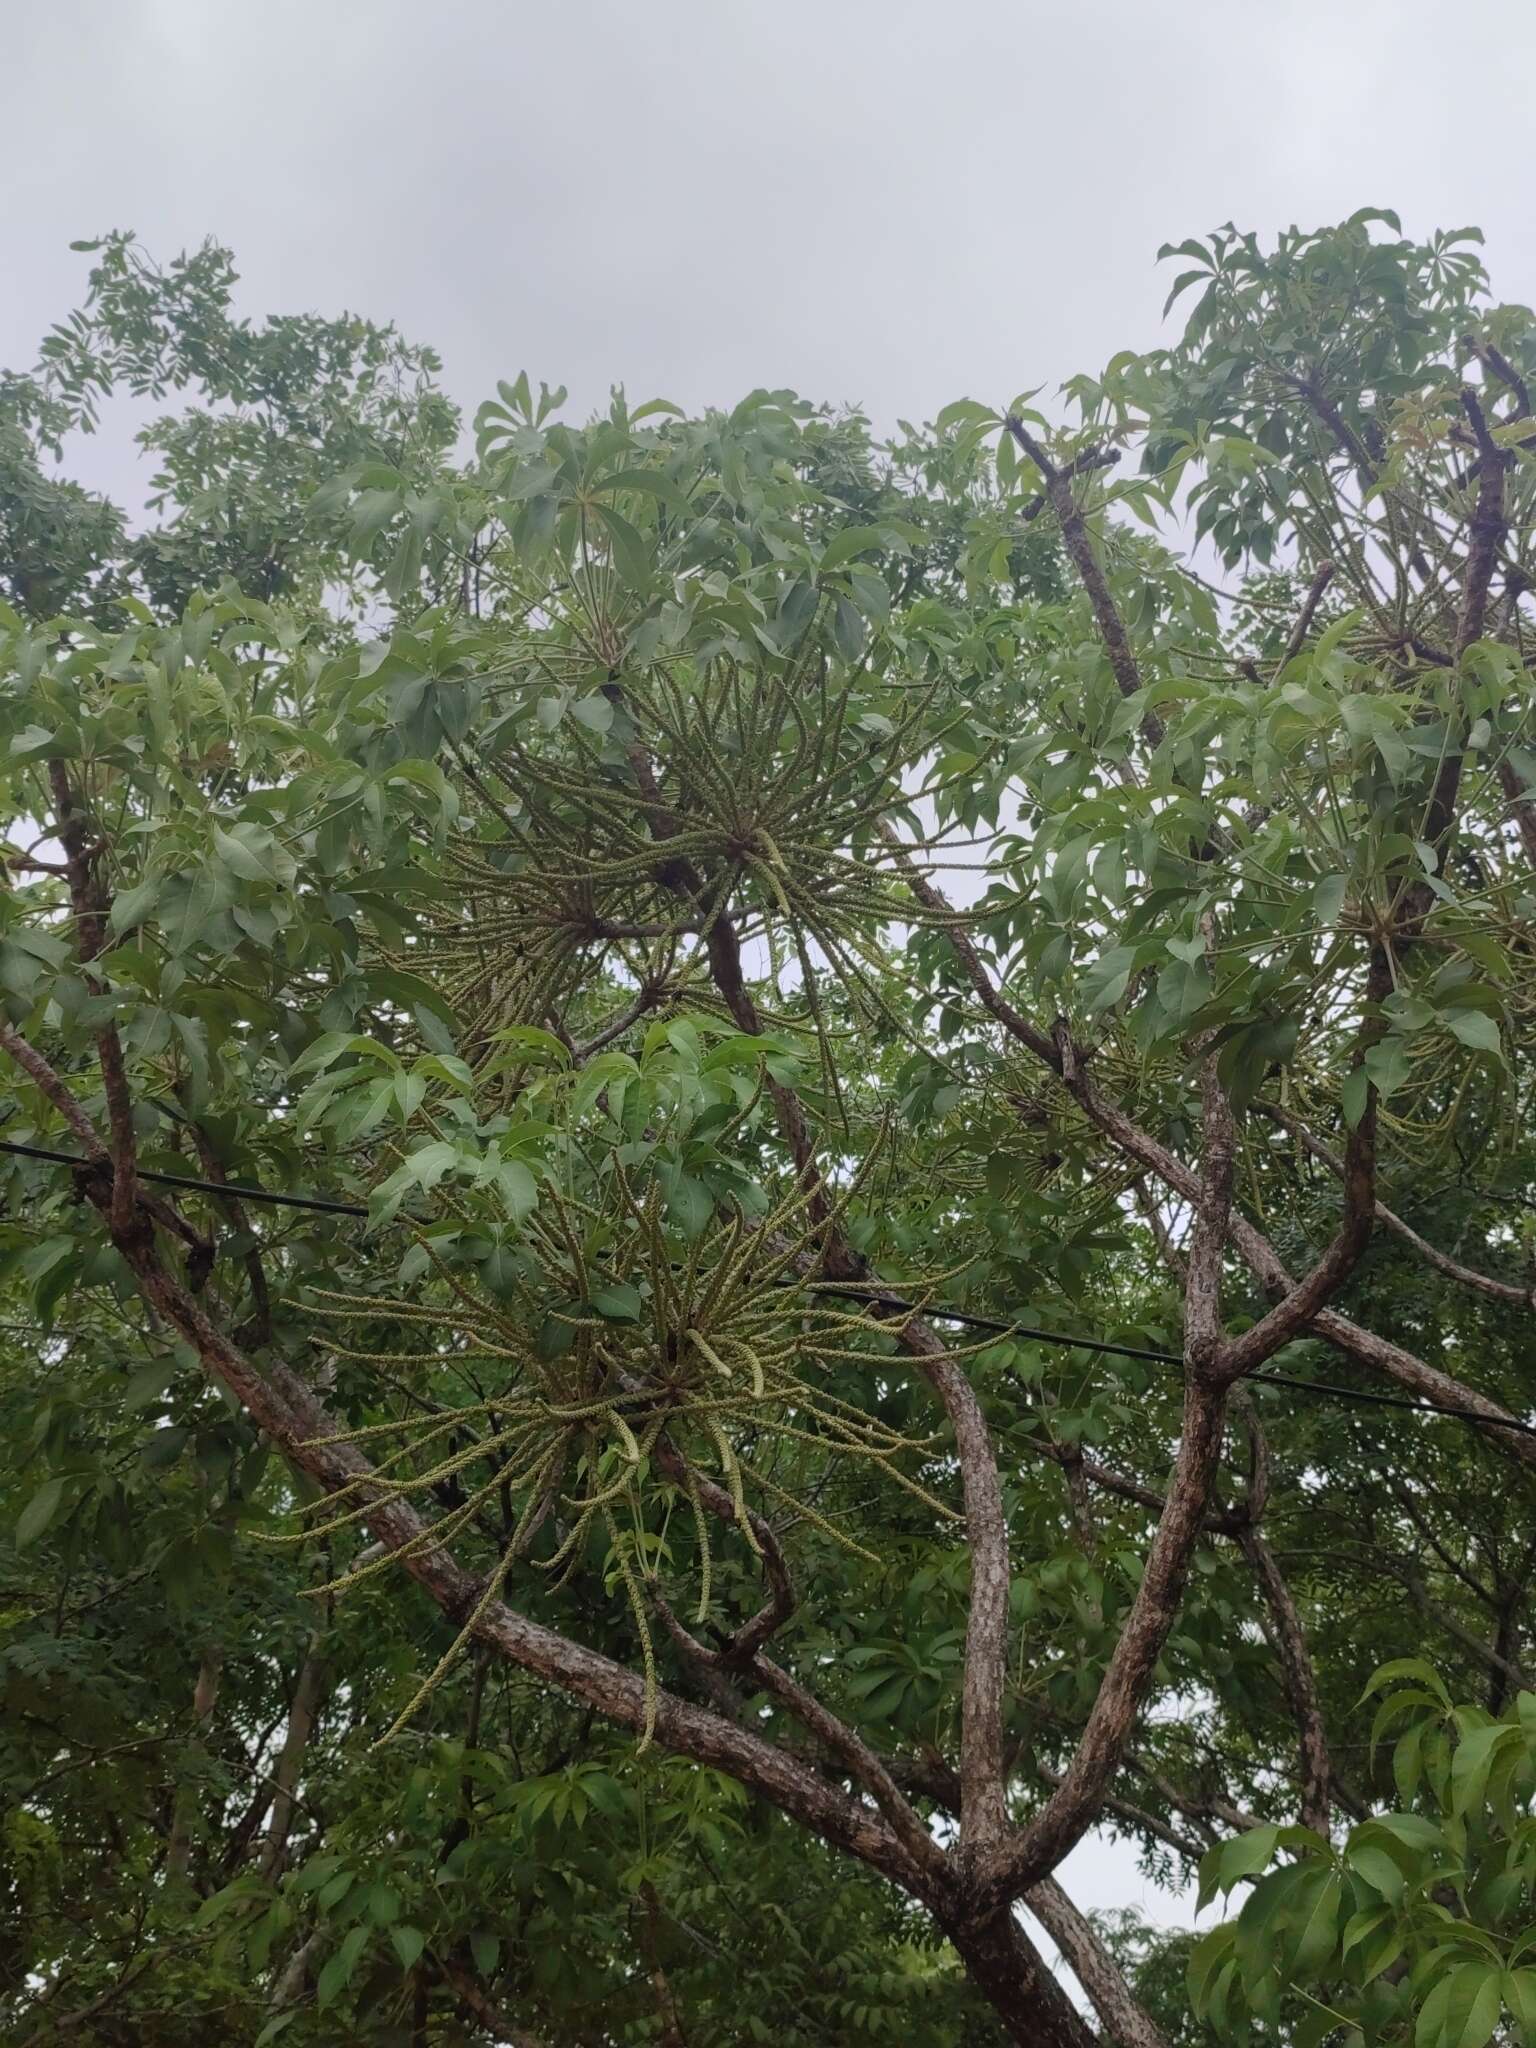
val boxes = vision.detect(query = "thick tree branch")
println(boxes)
[0,1019,106,1155]
[933,1906,1098,2048]
[1025,1875,1170,2048]
[987,1376,1230,1905]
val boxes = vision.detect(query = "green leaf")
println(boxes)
[1360,1661,1452,1707]
[484,1155,538,1221]
[390,1925,425,1971]
[1348,1841,1407,1902]
[819,526,887,574]
[491,1024,572,1068]
[831,595,866,664]
[1444,1009,1501,1055]
[666,1174,713,1239]
[1452,1721,1518,1817]
[1288,1871,1342,1976]
[589,1282,642,1321]
[1341,1065,1371,1129]
[570,693,614,735]
[934,398,1000,432]
[366,1884,401,1926]
[15,1476,64,1548]
[1079,945,1138,1014]
[1504,1969,1536,2045]
[1416,1959,1503,2048]
[593,503,652,589]
[107,879,160,935]
[1186,1923,1237,2017]
[1197,1823,1280,1909]
[593,467,693,513]
[212,823,295,887]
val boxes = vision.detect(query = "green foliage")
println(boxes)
[2,210,1535,2042]
[1190,1666,1536,2046]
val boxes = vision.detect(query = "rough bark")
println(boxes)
[1026,1875,1170,2048]
[990,1377,1230,1903]
[937,1905,1098,2048]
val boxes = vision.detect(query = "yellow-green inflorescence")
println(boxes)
[270,1146,970,1748]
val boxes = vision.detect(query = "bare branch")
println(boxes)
[1279,558,1336,667]
[990,1378,1230,1904]
[1237,1530,1333,1836]
[1004,417,1165,749]
[0,1019,106,1156]
[1463,332,1532,422]
[258,1635,329,1882]
[1258,1102,1534,1310]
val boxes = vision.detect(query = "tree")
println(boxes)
[1,211,1534,2043]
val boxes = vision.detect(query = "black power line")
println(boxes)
[2,1136,1533,1440]
[0,1138,369,1217]
[805,1283,1536,1440]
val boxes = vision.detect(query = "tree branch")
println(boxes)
[1257,1102,1534,1309]
[1004,417,1165,749]
[987,1376,1231,1905]
[1279,558,1336,667]
[1237,1529,1333,1836]
[1025,1875,1171,2048]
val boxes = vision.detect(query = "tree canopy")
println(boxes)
[2,212,1536,2047]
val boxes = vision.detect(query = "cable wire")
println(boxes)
[3,1137,1533,1438]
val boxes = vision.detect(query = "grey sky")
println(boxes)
[7,0,1530,1954]
[10,0,1536,475]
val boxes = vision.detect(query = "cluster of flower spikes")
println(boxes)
[419,855,685,1076]
[407,643,969,1101]
[988,1031,1150,1208]
[282,1136,966,1746]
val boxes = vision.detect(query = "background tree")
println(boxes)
[1,212,1533,2044]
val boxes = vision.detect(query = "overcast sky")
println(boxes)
[8,0,1531,1948]
[10,0,1536,483]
